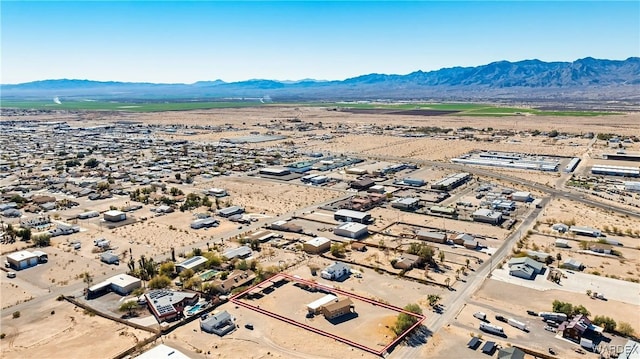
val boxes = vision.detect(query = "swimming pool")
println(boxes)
[186,303,204,316]
[198,269,219,281]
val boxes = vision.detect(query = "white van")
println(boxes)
[7,272,16,278]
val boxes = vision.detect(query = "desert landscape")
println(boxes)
[1,105,639,359]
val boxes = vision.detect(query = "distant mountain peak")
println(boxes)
[2,57,638,101]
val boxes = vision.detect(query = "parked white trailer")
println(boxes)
[473,311,487,320]
[580,338,594,351]
[507,318,528,331]
[538,312,567,322]
[479,322,505,336]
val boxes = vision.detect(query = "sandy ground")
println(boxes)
[196,177,346,216]
[3,107,640,358]
[539,198,640,241]
[522,233,640,282]
[0,299,152,359]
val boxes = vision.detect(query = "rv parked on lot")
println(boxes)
[479,322,505,336]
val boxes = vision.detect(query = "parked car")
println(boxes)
[495,315,507,323]
[548,348,556,355]
[7,271,16,278]
[544,325,557,333]
[244,323,254,330]
[527,310,537,316]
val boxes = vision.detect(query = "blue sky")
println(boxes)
[1,1,639,84]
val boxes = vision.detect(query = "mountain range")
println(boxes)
[2,57,639,101]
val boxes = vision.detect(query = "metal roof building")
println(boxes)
[591,165,640,177]
[334,209,371,224]
[334,222,368,239]
[176,256,208,273]
[217,206,244,217]
[223,245,252,260]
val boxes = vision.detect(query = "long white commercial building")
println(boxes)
[591,165,640,177]
[451,157,559,171]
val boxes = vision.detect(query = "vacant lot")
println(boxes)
[0,299,151,359]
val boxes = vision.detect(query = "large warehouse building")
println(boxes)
[6,250,40,270]
[87,273,142,299]
[591,165,640,177]
[334,222,368,239]
[334,209,371,224]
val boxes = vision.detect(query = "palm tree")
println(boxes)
[444,277,451,288]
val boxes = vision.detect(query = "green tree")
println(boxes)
[119,301,139,317]
[330,243,346,258]
[19,228,32,242]
[32,233,51,247]
[179,269,195,281]
[148,275,172,289]
[393,303,423,336]
[183,277,202,291]
[84,158,99,168]
[202,252,222,268]
[159,262,175,277]
[427,294,441,307]
[235,260,249,270]
[592,315,616,333]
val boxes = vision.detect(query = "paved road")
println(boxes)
[391,198,547,358]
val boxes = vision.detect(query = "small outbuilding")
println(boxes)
[100,252,120,265]
[416,231,447,244]
[562,258,584,271]
[322,298,354,320]
[103,210,126,222]
[303,237,331,254]
[307,294,338,314]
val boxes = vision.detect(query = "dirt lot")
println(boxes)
[524,233,640,281]
[236,281,400,352]
[196,176,346,216]
[539,198,640,242]
[165,300,380,359]
[0,299,152,359]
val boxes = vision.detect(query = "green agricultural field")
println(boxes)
[0,99,621,116]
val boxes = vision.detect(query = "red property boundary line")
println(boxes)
[230,273,425,357]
